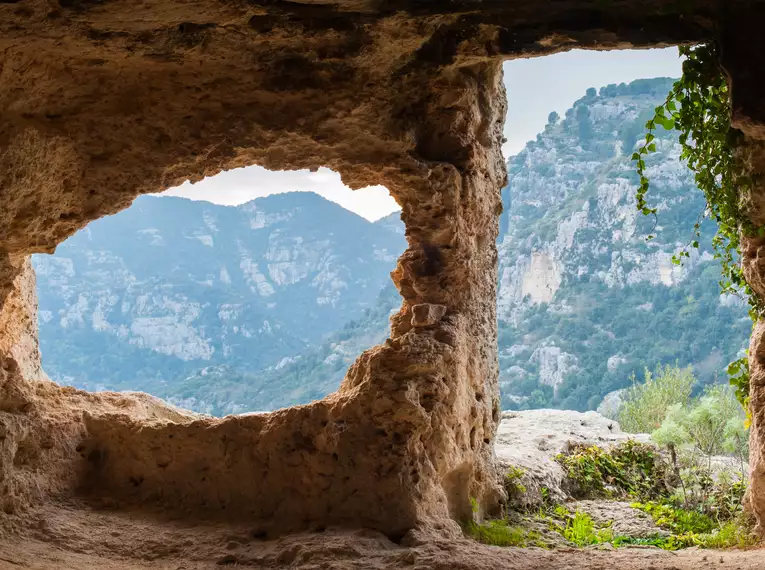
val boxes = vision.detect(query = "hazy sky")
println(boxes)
[162,48,683,221]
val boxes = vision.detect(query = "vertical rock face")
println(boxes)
[725,5,765,534]
[739,142,765,535]
[0,257,41,383]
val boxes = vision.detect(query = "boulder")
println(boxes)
[494,409,649,508]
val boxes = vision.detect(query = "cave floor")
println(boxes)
[0,502,762,570]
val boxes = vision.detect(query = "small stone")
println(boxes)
[410,303,447,327]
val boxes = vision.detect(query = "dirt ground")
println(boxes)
[0,502,761,570]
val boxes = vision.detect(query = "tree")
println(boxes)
[547,111,560,125]
[576,104,593,142]
[652,384,748,509]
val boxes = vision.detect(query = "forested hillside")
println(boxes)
[495,78,750,410]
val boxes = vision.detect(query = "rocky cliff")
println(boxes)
[33,193,405,399]
[496,78,750,411]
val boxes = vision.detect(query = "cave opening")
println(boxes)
[29,47,742,427]
[32,165,403,415]
[3,1,765,561]
[498,49,750,414]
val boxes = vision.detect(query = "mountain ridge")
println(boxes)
[33,191,406,397]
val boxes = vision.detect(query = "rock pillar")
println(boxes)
[0,255,42,385]
[342,59,508,528]
[741,157,765,535]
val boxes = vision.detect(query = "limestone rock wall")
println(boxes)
[77,61,507,537]
[0,257,41,382]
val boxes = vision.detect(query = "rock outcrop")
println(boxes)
[2,0,765,548]
[495,409,746,510]
[495,409,650,507]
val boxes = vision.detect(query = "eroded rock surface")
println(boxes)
[0,33,510,537]
[2,504,764,570]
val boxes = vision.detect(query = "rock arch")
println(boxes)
[2,0,765,539]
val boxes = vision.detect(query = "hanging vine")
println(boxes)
[633,43,759,409]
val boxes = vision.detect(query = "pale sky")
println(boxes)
[162,48,683,221]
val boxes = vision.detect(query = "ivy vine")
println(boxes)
[633,44,760,409]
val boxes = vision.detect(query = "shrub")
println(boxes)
[504,466,527,496]
[563,512,613,547]
[618,364,694,433]
[650,383,749,511]
[556,440,671,500]
[629,502,757,550]
[503,466,529,509]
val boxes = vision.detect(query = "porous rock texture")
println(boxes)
[0,0,764,559]
[728,6,765,536]
[2,504,765,570]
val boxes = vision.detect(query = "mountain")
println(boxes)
[168,283,400,414]
[33,78,752,416]
[495,78,750,411]
[33,193,406,397]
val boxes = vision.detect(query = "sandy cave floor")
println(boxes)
[0,502,762,569]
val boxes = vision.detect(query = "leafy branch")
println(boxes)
[633,43,761,408]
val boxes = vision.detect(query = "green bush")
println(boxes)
[504,466,528,505]
[556,440,671,500]
[652,384,747,465]
[618,364,695,433]
[649,383,749,512]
